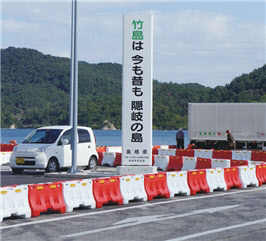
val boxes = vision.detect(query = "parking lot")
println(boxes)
[1,166,266,241]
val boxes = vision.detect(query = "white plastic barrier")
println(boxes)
[211,159,231,168]
[181,157,197,171]
[166,171,190,197]
[194,149,213,159]
[160,145,169,149]
[242,151,252,161]
[206,168,227,192]
[154,155,169,171]
[0,152,12,165]
[63,179,96,212]
[119,175,147,204]
[0,152,4,165]
[101,152,116,166]
[158,148,176,156]
[232,150,251,161]
[0,185,31,222]
[106,146,122,153]
[238,165,259,188]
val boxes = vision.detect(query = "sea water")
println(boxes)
[0,129,189,148]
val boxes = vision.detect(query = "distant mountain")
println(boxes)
[1,47,265,129]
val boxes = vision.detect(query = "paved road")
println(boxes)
[0,165,115,186]
[1,167,266,241]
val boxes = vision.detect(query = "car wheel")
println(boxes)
[88,156,97,170]
[46,158,59,173]
[12,168,24,174]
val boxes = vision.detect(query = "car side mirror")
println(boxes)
[62,139,69,145]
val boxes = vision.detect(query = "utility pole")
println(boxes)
[69,0,75,126]
[69,0,78,173]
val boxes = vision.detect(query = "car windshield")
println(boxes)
[23,129,63,144]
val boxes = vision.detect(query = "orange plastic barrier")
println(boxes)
[0,144,7,152]
[169,145,177,149]
[256,164,266,186]
[212,150,221,158]
[187,144,196,150]
[186,149,195,157]
[176,149,194,157]
[92,177,123,208]
[9,140,17,145]
[152,148,159,155]
[96,146,106,152]
[231,160,249,167]
[114,153,122,166]
[175,149,182,156]
[252,151,266,162]
[9,144,17,151]
[262,151,266,162]
[187,170,210,195]
[28,182,66,217]
[251,151,262,161]
[167,156,183,171]
[144,173,170,201]
[98,152,104,166]
[224,167,242,190]
[213,150,232,159]
[196,158,212,169]
[0,144,17,152]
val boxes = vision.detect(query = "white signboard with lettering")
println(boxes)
[122,14,153,166]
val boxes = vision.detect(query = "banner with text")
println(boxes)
[122,14,153,166]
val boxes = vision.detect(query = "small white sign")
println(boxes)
[122,14,153,166]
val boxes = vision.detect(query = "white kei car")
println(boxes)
[9,126,98,174]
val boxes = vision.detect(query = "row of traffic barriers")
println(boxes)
[1,163,265,222]
[152,147,266,161]
[99,152,259,170]
[155,156,251,172]
[97,149,266,168]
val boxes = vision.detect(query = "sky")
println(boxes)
[1,0,265,88]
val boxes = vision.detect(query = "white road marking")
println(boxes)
[166,218,266,241]
[0,187,265,230]
[60,205,241,238]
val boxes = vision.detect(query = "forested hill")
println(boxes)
[1,47,266,129]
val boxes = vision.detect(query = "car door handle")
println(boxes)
[88,145,90,148]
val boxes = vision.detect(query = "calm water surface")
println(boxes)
[0,129,189,147]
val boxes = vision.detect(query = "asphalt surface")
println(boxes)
[0,165,116,186]
[1,166,266,241]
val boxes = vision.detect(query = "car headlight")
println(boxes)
[37,146,51,152]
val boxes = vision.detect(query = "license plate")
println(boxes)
[16,158,25,164]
